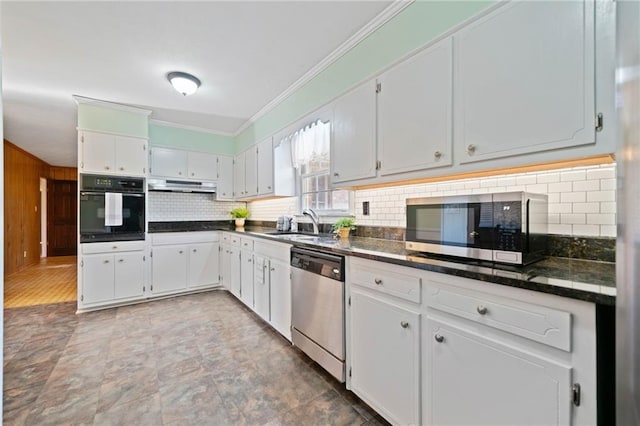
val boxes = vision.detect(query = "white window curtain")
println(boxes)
[284,120,330,169]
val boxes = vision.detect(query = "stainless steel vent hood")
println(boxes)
[148,178,216,193]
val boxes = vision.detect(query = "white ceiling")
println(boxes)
[2,1,393,167]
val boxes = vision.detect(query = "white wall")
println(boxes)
[147,192,245,222]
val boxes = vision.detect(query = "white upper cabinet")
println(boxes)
[244,146,258,198]
[331,81,377,184]
[150,147,221,181]
[454,0,595,164]
[186,151,217,181]
[257,137,274,196]
[216,155,234,200]
[378,37,453,176]
[150,147,188,178]
[233,152,246,198]
[81,131,147,176]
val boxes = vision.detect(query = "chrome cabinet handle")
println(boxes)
[434,151,442,160]
[434,334,444,343]
[374,278,383,285]
[400,321,409,329]
[477,305,488,315]
[467,144,476,155]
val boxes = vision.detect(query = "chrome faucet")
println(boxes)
[302,208,320,234]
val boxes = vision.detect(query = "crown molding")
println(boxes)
[149,119,234,137]
[72,95,153,116]
[232,0,414,137]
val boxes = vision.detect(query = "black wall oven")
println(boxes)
[406,192,548,265]
[79,174,145,242]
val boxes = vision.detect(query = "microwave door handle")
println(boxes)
[80,192,144,197]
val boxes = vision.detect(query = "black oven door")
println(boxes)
[79,191,145,242]
[406,202,494,250]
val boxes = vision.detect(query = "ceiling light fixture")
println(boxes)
[167,71,201,96]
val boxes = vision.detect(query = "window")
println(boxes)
[282,120,351,214]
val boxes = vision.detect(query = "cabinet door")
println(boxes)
[81,254,115,304]
[240,249,254,308]
[221,245,232,290]
[114,251,144,300]
[331,81,377,184]
[378,37,453,176]
[350,289,420,425]
[244,146,258,197]
[81,132,115,173]
[115,136,147,176]
[150,147,188,178]
[229,247,242,298]
[233,153,246,198]
[253,256,270,321]
[188,242,220,288]
[257,138,274,196]
[454,1,595,163]
[269,259,291,341]
[151,245,187,295]
[426,318,572,425]
[216,156,234,200]
[187,151,218,181]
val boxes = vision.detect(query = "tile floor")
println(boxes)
[4,290,388,425]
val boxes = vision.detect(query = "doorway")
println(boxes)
[47,180,77,256]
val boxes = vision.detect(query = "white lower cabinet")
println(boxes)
[268,257,291,340]
[150,232,221,297]
[347,257,597,426]
[240,248,254,308]
[79,241,146,310]
[425,317,571,426]
[151,245,188,295]
[253,255,270,321]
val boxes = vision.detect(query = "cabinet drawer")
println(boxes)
[81,241,145,254]
[254,240,289,262]
[425,282,571,351]
[152,231,219,246]
[350,258,421,304]
[240,237,254,251]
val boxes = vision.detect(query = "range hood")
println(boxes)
[148,178,216,193]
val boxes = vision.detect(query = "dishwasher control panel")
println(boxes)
[290,247,344,282]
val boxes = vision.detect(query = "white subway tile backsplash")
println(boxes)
[536,172,560,183]
[560,213,586,225]
[549,203,572,214]
[148,192,245,221]
[572,180,600,192]
[572,203,600,213]
[549,224,573,234]
[572,224,600,237]
[587,191,615,202]
[561,192,586,203]
[560,170,586,182]
[600,202,616,213]
[587,213,616,225]
[600,225,617,237]
[525,183,548,193]
[548,182,573,193]
[516,175,537,186]
[587,168,615,180]
[600,178,616,191]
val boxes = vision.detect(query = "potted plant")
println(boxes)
[332,217,356,239]
[230,207,249,229]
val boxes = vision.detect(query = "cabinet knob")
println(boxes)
[248,258,252,263]
[374,278,383,285]
[333,172,339,177]
[222,193,226,196]
[191,172,195,176]
[105,166,110,170]
[193,249,197,253]
[179,250,184,254]
[118,259,124,263]
[178,171,182,175]
[434,151,442,160]
[112,246,118,250]
[469,231,479,238]
[467,144,477,155]
[268,186,272,189]
[477,305,488,315]
[434,334,444,343]
[400,321,409,329]
[119,167,124,171]
[103,260,110,264]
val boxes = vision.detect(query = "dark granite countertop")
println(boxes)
[238,228,615,306]
[147,223,616,305]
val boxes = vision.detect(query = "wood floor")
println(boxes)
[4,256,77,309]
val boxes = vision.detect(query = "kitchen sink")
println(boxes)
[264,232,337,244]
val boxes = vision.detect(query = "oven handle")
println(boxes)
[80,191,145,197]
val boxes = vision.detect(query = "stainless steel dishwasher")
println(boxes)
[290,247,345,382]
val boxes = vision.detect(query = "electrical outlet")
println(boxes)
[363,201,370,216]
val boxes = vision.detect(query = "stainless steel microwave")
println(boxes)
[405,192,548,265]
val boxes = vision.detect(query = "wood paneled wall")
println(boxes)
[3,140,77,275]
